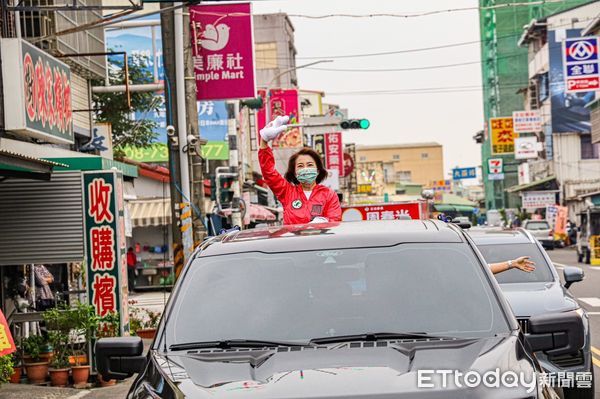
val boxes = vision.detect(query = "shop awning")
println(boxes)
[1,138,137,177]
[48,157,138,178]
[434,204,477,213]
[0,148,68,179]
[128,199,171,227]
[506,176,556,193]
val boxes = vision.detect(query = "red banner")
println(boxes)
[0,309,16,356]
[190,3,256,101]
[341,202,425,221]
[257,89,302,148]
[325,132,343,175]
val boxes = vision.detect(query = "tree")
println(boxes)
[92,53,162,156]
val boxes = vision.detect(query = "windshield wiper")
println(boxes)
[169,339,310,351]
[309,332,451,345]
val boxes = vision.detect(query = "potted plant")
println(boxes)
[95,311,119,387]
[69,302,98,386]
[0,353,15,386]
[133,308,161,340]
[43,306,72,387]
[47,331,70,387]
[8,352,21,383]
[22,334,49,384]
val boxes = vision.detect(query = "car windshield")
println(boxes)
[525,221,550,230]
[163,243,509,348]
[476,243,554,284]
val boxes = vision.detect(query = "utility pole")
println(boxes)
[181,3,206,243]
[160,3,185,276]
[227,102,242,228]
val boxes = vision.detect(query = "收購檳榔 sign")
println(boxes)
[83,171,129,335]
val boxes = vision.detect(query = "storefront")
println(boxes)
[0,142,137,331]
[128,198,175,290]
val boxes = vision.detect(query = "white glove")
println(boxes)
[260,115,289,142]
[309,216,329,224]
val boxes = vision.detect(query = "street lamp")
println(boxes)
[264,59,333,123]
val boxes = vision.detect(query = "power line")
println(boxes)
[305,51,526,72]
[326,83,529,96]
[198,0,578,20]
[263,17,598,61]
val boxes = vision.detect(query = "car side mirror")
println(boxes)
[563,266,584,289]
[96,337,146,380]
[526,311,584,356]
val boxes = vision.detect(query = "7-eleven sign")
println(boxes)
[488,158,503,174]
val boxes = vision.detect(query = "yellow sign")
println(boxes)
[591,235,600,266]
[357,184,372,194]
[490,117,518,155]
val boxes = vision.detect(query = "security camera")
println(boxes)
[187,134,199,146]
[421,189,434,200]
[166,125,176,137]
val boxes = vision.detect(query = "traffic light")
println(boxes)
[340,119,370,130]
[209,175,233,204]
[240,96,264,110]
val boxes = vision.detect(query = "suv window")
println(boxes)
[525,221,550,230]
[165,244,509,348]
[477,243,554,284]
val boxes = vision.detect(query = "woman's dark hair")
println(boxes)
[284,147,328,185]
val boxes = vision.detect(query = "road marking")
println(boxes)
[592,347,600,369]
[578,297,600,307]
[554,262,600,270]
[585,312,600,315]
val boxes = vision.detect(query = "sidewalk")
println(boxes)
[0,378,133,399]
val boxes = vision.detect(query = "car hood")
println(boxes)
[499,281,578,317]
[145,336,538,399]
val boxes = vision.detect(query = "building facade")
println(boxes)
[517,2,600,217]
[477,0,594,211]
[355,143,444,195]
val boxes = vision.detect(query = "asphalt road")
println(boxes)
[547,247,600,396]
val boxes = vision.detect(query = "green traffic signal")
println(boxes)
[340,119,370,130]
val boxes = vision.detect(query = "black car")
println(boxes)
[97,220,581,398]
[469,228,592,399]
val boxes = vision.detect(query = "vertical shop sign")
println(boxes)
[83,171,129,335]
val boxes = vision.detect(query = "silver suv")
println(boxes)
[523,219,555,249]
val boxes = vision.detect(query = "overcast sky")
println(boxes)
[252,0,484,178]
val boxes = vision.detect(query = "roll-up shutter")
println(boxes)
[0,172,84,265]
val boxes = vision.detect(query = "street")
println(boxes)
[548,246,600,396]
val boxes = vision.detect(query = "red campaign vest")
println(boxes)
[258,147,342,225]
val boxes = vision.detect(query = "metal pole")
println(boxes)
[264,60,333,124]
[174,3,190,203]
[182,4,206,242]
[160,2,184,276]
[151,26,159,83]
[228,103,242,228]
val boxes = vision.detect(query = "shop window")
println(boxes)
[396,171,412,182]
[581,134,600,160]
